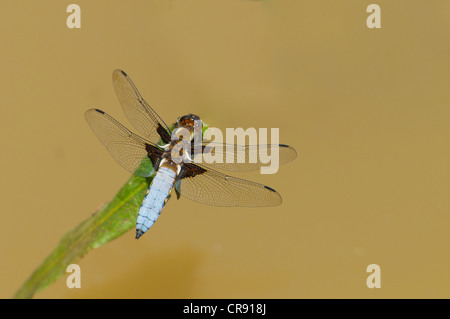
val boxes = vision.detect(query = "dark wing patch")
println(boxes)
[179,162,207,179]
[157,123,171,144]
[145,143,163,169]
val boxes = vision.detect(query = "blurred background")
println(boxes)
[1,0,449,298]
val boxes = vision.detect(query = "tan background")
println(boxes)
[1,0,449,298]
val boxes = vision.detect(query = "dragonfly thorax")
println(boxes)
[158,157,182,175]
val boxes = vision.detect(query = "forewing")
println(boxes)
[177,163,282,207]
[112,69,171,144]
[85,108,162,177]
[196,143,297,172]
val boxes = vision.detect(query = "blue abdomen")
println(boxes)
[136,166,176,238]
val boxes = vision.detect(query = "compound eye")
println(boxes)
[179,114,201,127]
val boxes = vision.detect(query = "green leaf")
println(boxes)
[13,120,210,299]
[13,174,153,299]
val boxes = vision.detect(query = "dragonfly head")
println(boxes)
[177,114,201,128]
[176,113,210,138]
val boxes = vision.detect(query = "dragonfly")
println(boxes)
[85,70,297,239]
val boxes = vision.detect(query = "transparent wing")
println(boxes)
[195,142,297,172]
[85,108,163,177]
[112,69,171,144]
[177,163,282,207]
